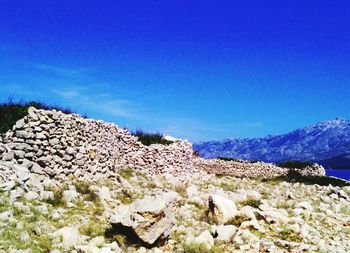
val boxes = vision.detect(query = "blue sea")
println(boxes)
[326,169,350,181]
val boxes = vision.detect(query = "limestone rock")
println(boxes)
[20,231,30,243]
[63,190,79,202]
[99,186,111,201]
[109,193,179,245]
[24,191,39,201]
[0,180,16,191]
[52,226,82,250]
[0,210,13,221]
[213,225,237,242]
[15,165,31,182]
[208,194,238,224]
[185,230,214,250]
[2,151,14,161]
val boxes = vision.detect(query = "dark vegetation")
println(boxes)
[43,188,65,207]
[239,199,262,208]
[217,157,259,163]
[217,157,240,162]
[131,129,174,146]
[0,99,80,134]
[262,175,350,187]
[276,160,314,169]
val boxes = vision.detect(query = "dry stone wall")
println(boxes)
[0,107,195,181]
[193,159,326,179]
[0,107,325,182]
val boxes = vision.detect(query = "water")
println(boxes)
[326,169,350,181]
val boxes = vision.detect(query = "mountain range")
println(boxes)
[193,118,350,169]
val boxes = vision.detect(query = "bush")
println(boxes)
[217,157,258,163]
[131,129,174,146]
[277,228,302,242]
[43,188,65,207]
[0,99,78,134]
[217,157,240,162]
[118,168,134,180]
[276,160,314,169]
[182,243,209,253]
[239,199,262,208]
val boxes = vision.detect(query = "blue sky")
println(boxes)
[1,1,350,141]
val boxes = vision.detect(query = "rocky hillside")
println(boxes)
[193,118,350,168]
[0,161,349,252]
[1,107,347,253]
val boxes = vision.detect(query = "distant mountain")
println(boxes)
[193,118,350,169]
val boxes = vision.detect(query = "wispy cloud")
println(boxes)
[245,122,264,128]
[33,63,91,77]
[51,85,138,119]
[52,86,88,99]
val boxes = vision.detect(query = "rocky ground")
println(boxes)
[0,107,349,252]
[1,163,349,253]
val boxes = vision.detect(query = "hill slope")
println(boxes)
[193,118,350,168]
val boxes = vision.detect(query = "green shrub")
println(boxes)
[75,180,92,194]
[74,180,100,203]
[217,157,259,163]
[0,99,79,134]
[217,157,240,162]
[79,217,109,237]
[131,129,174,146]
[43,188,65,207]
[278,228,302,242]
[118,168,134,180]
[225,215,250,227]
[174,184,187,197]
[116,189,134,205]
[183,243,209,253]
[182,243,224,253]
[239,199,262,208]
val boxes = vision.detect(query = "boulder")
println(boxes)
[212,225,237,242]
[63,190,79,202]
[24,191,39,201]
[99,186,112,201]
[208,194,238,224]
[0,180,16,191]
[2,151,14,161]
[0,210,13,221]
[15,165,31,182]
[109,193,179,246]
[52,226,82,250]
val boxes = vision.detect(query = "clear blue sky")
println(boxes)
[1,1,350,141]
